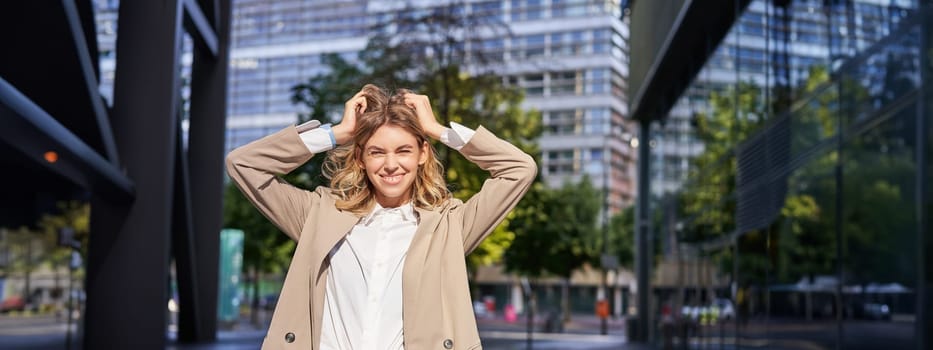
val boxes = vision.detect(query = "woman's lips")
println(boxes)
[381,174,403,185]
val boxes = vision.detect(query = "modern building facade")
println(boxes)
[94,0,636,214]
[651,0,918,197]
[4,0,232,347]
[631,0,931,348]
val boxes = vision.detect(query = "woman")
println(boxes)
[226,84,536,350]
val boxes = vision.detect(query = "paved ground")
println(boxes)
[5,312,914,349]
[0,313,646,350]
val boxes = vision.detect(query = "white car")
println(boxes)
[711,298,735,320]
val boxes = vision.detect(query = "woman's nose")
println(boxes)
[383,154,399,171]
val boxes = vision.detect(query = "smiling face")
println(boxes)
[361,124,429,208]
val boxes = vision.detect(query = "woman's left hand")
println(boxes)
[332,89,368,145]
[402,92,446,140]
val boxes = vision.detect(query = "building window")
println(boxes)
[585,148,605,175]
[550,70,581,95]
[525,34,546,58]
[587,68,609,94]
[593,29,611,54]
[545,109,581,135]
[547,149,577,175]
[522,73,545,95]
[584,108,609,134]
[472,1,503,22]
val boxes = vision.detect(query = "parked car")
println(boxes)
[681,305,700,321]
[845,301,892,320]
[859,303,891,321]
[0,296,26,313]
[473,300,487,317]
[681,299,735,324]
[261,294,279,311]
[711,298,735,321]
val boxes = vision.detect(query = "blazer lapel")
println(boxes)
[402,207,442,333]
[310,208,359,281]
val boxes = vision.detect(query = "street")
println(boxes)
[3,313,914,349]
[0,314,639,350]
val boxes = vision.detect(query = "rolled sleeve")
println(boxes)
[440,121,476,151]
[298,125,335,153]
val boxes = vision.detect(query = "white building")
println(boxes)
[94,0,638,214]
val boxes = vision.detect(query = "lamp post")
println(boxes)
[58,227,81,350]
[600,129,611,335]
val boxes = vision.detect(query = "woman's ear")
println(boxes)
[419,141,429,165]
[356,148,366,169]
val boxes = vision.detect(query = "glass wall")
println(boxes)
[659,0,928,348]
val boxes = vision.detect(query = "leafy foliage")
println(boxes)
[681,62,919,291]
[287,5,539,271]
[505,176,602,278]
[607,206,635,269]
[222,181,295,276]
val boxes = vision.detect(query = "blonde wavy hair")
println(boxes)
[323,84,450,214]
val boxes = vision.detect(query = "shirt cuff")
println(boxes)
[297,123,335,153]
[440,122,476,151]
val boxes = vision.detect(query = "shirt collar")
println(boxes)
[361,202,418,226]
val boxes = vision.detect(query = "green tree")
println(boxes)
[222,181,296,325]
[36,201,90,303]
[1,227,39,302]
[607,206,635,270]
[682,80,769,244]
[289,3,539,272]
[506,176,601,322]
[680,69,835,289]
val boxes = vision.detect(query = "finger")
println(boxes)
[403,95,417,109]
[404,94,425,109]
[348,90,366,106]
[356,96,367,113]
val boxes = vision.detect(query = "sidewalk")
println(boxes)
[1,313,652,349]
[169,313,640,349]
[476,312,628,335]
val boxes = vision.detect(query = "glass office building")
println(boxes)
[651,0,915,198]
[655,0,929,348]
[94,0,636,213]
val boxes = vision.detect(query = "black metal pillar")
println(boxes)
[172,120,203,342]
[85,0,183,348]
[635,120,653,342]
[918,4,932,350]
[185,0,232,342]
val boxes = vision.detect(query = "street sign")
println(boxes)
[600,254,619,270]
[218,229,244,323]
[58,227,81,250]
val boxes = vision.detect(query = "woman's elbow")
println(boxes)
[224,149,243,178]
[518,153,538,184]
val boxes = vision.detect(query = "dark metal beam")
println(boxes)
[917,4,931,350]
[172,118,204,342]
[629,0,752,123]
[634,120,653,342]
[84,0,184,347]
[183,0,232,341]
[0,1,120,166]
[0,77,133,204]
[61,0,121,165]
[183,0,219,57]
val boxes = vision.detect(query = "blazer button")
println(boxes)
[285,332,295,343]
[443,338,453,349]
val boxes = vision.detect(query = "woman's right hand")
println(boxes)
[332,89,367,145]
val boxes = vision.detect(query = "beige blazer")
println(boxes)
[225,125,537,350]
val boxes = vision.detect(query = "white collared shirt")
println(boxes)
[297,122,474,350]
[320,202,417,350]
